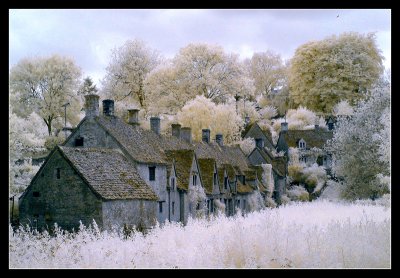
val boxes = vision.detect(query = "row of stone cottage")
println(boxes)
[19,94,287,231]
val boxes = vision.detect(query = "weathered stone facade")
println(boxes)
[19,149,103,231]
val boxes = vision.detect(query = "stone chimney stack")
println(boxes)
[171,124,181,138]
[181,127,192,143]
[281,122,288,132]
[84,94,99,118]
[202,129,210,143]
[150,117,161,135]
[216,134,223,146]
[102,99,114,116]
[128,109,140,129]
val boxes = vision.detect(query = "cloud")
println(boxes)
[9,9,391,89]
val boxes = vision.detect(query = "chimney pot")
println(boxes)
[202,129,210,143]
[84,94,99,118]
[216,134,223,146]
[180,127,192,143]
[102,99,114,116]
[150,117,161,135]
[171,124,181,138]
[128,109,140,128]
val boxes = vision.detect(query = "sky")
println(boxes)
[9,9,391,88]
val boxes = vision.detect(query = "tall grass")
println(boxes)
[9,200,390,269]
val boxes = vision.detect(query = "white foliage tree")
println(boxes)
[326,84,390,200]
[333,100,354,116]
[101,39,161,108]
[176,95,244,144]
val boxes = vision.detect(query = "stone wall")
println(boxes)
[19,150,103,231]
[136,163,168,224]
[102,200,157,231]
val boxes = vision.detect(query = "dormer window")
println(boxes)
[255,138,264,149]
[213,172,217,186]
[298,139,306,149]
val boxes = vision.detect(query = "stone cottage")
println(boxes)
[19,94,274,232]
[18,146,158,231]
[242,122,287,202]
[276,122,333,171]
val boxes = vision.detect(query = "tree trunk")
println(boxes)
[44,118,52,136]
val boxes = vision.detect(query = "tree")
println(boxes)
[288,32,384,113]
[9,107,47,194]
[326,84,390,200]
[176,95,244,144]
[78,76,98,96]
[173,43,252,103]
[245,51,286,97]
[101,39,160,108]
[9,55,82,136]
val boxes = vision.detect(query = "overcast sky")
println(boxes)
[9,9,391,88]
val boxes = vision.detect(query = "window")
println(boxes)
[224,177,228,190]
[192,174,197,186]
[236,199,241,208]
[56,168,61,179]
[75,136,84,147]
[243,200,246,210]
[300,156,307,163]
[33,191,40,197]
[255,138,264,148]
[207,200,210,213]
[298,139,306,149]
[213,173,217,185]
[196,203,200,210]
[210,199,214,212]
[171,178,175,190]
[159,202,163,213]
[149,166,156,181]
[172,202,175,215]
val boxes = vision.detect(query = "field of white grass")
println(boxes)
[9,199,390,269]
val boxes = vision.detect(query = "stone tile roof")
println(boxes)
[59,146,158,201]
[197,158,216,194]
[164,149,195,191]
[281,130,333,149]
[242,122,273,146]
[96,116,166,164]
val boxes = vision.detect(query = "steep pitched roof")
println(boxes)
[281,130,333,149]
[59,146,158,201]
[95,116,167,164]
[197,158,216,194]
[242,122,274,147]
[164,149,195,191]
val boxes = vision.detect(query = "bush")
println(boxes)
[288,165,304,183]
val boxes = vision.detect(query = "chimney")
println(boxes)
[181,127,192,143]
[84,94,99,118]
[150,117,160,135]
[281,122,288,132]
[171,124,181,138]
[202,129,210,143]
[102,99,114,116]
[128,109,140,128]
[216,134,223,146]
